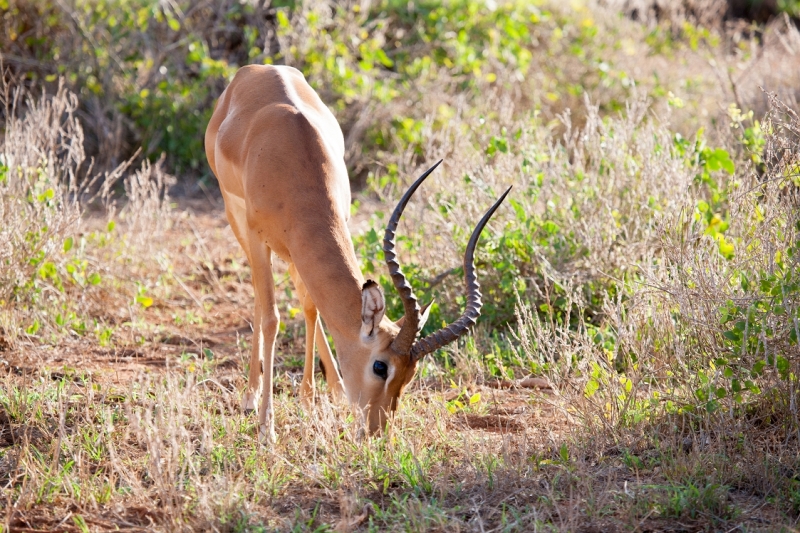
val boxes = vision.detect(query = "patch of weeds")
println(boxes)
[368,494,453,532]
[662,482,736,522]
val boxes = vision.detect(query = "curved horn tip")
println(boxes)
[414,159,444,183]
[416,158,444,182]
[498,185,513,202]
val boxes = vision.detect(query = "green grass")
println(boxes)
[3,0,800,530]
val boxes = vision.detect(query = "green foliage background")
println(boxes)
[9,0,794,175]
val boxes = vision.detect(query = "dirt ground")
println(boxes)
[1,204,795,532]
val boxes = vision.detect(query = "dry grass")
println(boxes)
[2,85,800,531]
[2,329,795,531]
[3,2,800,531]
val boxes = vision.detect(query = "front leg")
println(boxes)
[315,318,345,402]
[242,300,263,414]
[289,264,315,407]
[289,263,345,404]
[248,230,279,443]
[299,304,317,407]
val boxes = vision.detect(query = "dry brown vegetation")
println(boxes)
[2,0,800,531]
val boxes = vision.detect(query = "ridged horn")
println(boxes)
[384,160,443,355]
[410,186,512,361]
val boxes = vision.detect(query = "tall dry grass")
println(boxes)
[2,2,800,530]
[0,76,175,342]
[356,64,800,510]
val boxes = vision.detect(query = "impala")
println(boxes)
[205,64,509,441]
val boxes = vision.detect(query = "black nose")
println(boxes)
[373,360,388,379]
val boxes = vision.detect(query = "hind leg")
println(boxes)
[220,191,261,413]
[246,228,279,443]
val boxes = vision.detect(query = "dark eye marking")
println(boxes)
[373,360,388,380]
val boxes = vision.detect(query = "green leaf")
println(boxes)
[745,380,761,394]
[26,320,40,335]
[63,237,74,252]
[37,188,55,202]
[715,148,735,174]
[375,48,394,68]
[542,221,559,235]
[88,273,102,285]
[469,392,481,405]
[509,199,526,222]
[777,356,790,379]
[584,378,599,397]
[717,235,734,259]
[167,17,180,31]
[276,9,289,28]
[722,330,740,342]
[136,295,153,308]
[38,261,57,279]
[695,387,708,402]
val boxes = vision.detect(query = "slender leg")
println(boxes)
[315,318,345,402]
[220,193,260,413]
[288,264,346,404]
[247,228,279,443]
[288,264,316,407]
[242,297,263,413]
[300,302,317,406]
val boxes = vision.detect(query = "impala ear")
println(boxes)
[418,299,434,331]
[361,279,385,339]
[395,300,434,331]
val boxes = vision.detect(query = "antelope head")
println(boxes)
[348,160,511,434]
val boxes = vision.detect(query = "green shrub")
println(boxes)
[2,0,732,177]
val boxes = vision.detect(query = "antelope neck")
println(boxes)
[290,224,366,346]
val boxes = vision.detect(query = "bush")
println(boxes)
[8,0,788,178]
[1,0,261,174]
[0,77,173,340]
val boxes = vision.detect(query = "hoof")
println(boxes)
[299,385,314,409]
[259,423,276,444]
[241,390,257,412]
[329,381,346,404]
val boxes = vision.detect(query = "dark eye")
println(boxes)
[373,360,388,380]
